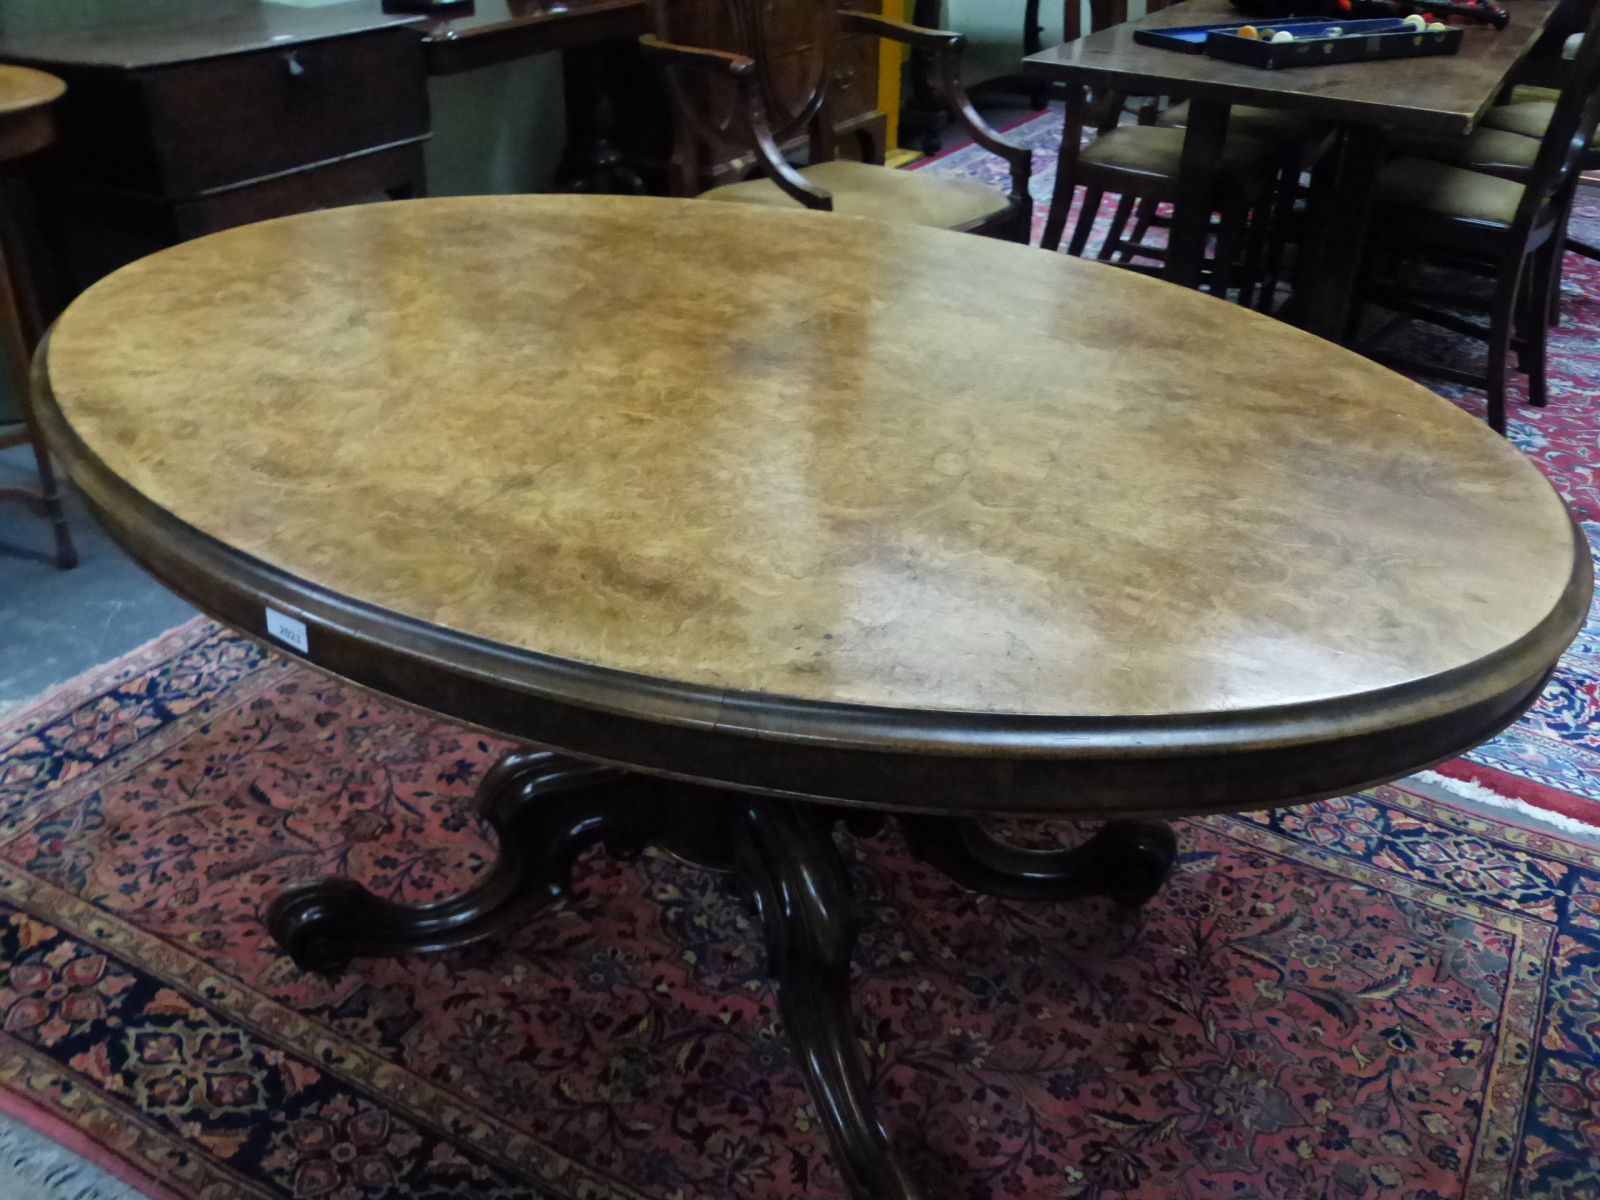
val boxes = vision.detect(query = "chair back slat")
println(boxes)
[651,0,834,163]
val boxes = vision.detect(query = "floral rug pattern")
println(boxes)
[2,621,1600,1199]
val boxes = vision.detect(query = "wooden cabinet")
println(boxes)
[0,0,429,306]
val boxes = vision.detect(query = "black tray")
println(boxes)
[1133,17,1463,68]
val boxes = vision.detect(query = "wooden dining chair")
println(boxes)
[1350,0,1600,434]
[1108,100,1331,307]
[639,0,1031,242]
[1037,0,1324,299]
[1041,86,1287,299]
[0,65,74,570]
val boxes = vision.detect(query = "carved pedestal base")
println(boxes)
[268,751,1178,1200]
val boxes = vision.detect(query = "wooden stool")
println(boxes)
[0,64,74,569]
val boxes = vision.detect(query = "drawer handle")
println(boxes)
[834,66,856,88]
[285,51,306,78]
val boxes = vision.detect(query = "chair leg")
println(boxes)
[0,217,76,571]
[1238,190,1276,310]
[1485,258,1525,436]
[1129,196,1160,249]
[1100,193,1137,261]
[1523,243,1557,410]
[1210,195,1248,301]
[1548,192,1576,328]
[1041,166,1078,253]
[1567,234,1600,262]
[1066,188,1104,257]
[23,420,77,569]
[1255,161,1301,313]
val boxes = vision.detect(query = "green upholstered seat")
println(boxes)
[1079,124,1274,181]
[1483,99,1557,138]
[1481,98,1600,145]
[1388,125,1541,172]
[1155,100,1328,144]
[1510,84,1562,105]
[701,160,1010,229]
[1374,156,1525,225]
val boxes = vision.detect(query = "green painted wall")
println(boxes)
[424,54,566,196]
[945,0,1149,81]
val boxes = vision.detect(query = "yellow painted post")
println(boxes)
[878,0,907,161]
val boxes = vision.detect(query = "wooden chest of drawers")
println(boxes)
[0,0,430,305]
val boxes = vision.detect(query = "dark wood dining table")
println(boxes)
[1024,0,1563,339]
[32,195,1588,1199]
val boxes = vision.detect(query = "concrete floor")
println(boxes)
[0,443,195,715]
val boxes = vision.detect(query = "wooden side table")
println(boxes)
[0,63,73,569]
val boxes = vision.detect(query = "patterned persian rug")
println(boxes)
[0,618,1596,1199]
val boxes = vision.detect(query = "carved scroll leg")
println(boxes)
[267,750,660,974]
[900,816,1178,906]
[734,800,923,1200]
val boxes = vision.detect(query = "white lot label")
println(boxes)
[265,608,310,653]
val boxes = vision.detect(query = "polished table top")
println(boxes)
[36,195,1589,812]
[1024,0,1562,134]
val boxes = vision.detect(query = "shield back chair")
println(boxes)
[0,64,74,570]
[639,0,1032,242]
[1350,0,1600,434]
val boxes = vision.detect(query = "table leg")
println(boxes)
[1167,98,1231,291]
[266,751,662,972]
[1292,122,1387,343]
[554,43,647,196]
[734,799,925,1200]
[901,815,1177,903]
[268,749,1179,1199]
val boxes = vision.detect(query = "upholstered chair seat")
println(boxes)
[1079,124,1276,182]
[701,160,1012,229]
[1373,156,1525,225]
[1155,100,1329,144]
[1482,99,1600,144]
[1386,126,1542,174]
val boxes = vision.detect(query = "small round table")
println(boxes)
[0,63,75,569]
[34,195,1589,1200]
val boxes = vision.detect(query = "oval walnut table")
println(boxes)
[33,195,1590,1200]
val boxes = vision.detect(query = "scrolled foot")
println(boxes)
[901,815,1178,907]
[266,750,658,975]
[267,878,381,975]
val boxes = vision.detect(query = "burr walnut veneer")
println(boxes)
[33,195,1590,1199]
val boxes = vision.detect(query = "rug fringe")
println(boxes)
[1414,767,1600,837]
